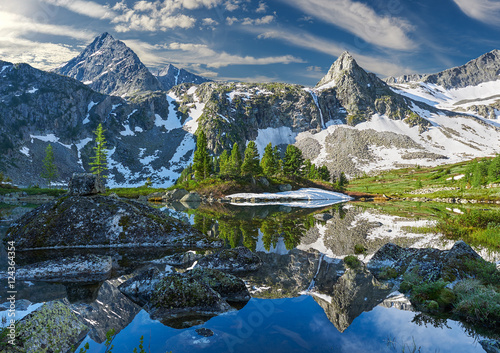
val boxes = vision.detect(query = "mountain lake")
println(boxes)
[1,199,499,353]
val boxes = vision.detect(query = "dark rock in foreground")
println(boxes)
[197,246,262,273]
[5,195,220,250]
[152,250,204,267]
[68,173,105,196]
[187,267,250,302]
[118,267,166,306]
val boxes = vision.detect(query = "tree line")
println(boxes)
[465,155,500,187]
[179,130,348,189]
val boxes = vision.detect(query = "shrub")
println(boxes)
[378,267,398,280]
[453,279,500,326]
[354,244,366,255]
[344,255,361,269]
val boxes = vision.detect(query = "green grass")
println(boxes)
[347,158,500,201]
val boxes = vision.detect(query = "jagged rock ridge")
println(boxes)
[385,49,500,89]
[154,64,210,91]
[55,32,162,97]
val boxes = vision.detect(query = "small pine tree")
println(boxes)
[41,144,58,186]
[89,123,108,181]
[488,154,500,182]
[303,159,313,178]
[241,141,262,176]
[272,146,282,174]
[193,130,211,180]
[336,172,349,190]
[283,144,303,177]
[228,143,242,177]
[260,143,277,176]
[219,150,230,176]
[318,165,330,182]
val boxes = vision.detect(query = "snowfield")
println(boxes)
[226,188,353,208]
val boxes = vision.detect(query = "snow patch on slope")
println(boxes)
[254,127,296,156]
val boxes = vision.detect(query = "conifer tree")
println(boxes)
[260,143,277,176]
[283,144,304,177]
[318,166,330,182]
[193,130,211,180]
[228,143,242,177]
[336,172,349,190]
[241,141,262,176]
[272,146,282,174]
[303,159,313,178]
[41,144,58,186]
[488,154,500,182]
[89,123,108,181]
[219,150,230,176]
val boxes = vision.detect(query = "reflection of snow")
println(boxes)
[255,230,289,255]
[227,188,352,208]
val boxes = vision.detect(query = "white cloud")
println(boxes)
[124,39,305,70]
[225,0,240,11]
[452,0,500,26]
[282,0,416,50]
[40,0,115,19]
[256,28,414,77]
[0,35,82,70]
[226,16,239,25]
[256,1,267,13]
[242,15,275,25]
[306,66,323,72]
[202,18,219,26]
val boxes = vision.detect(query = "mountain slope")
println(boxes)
[154,64,210,91]
[0,60,194,187]
[384,50,500,120]
[55,33,162,97]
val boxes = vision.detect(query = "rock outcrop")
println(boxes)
[4,301,89,352]
[197,246,263,273]
[0,254,112,282]
[68,173,105,195]
[5,195,220,249]
[367,241,481,282]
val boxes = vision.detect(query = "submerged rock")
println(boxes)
[118,267,166,306]
[146,273,232,322]
[197,246,262,273]
[152,250,204,267]
[0,254,112,282]
[187,267,250,302]
[5,195,220,250]
[163,188,189,201]
[68,173,105,196]
[4,301,89,352]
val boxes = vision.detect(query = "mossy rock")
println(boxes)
[197,246,262,273]
[0,301,89,352]
[187,267,250,302]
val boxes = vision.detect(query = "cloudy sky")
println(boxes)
[0,0,499,85]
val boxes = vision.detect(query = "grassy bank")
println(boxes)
[347,158,500,201]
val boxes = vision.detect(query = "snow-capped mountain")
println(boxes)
[1,38,500,187]
[55,32,162,97]
[154,64,211,91]
[385,50,500,120]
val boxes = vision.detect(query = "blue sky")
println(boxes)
[0,0,499,86]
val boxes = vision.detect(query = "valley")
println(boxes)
[0,31,500,353]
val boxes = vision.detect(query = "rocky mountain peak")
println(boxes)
[153,63,211,91]
[55,32,162,97]
[316,51,360,88]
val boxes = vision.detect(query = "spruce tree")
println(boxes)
[336,172,349,190]
[318,166,330,182]
[219,150,230,176]
[488,154,500,182]
[260,143,276,176]
[241,141,262,176]
[193,130,211,180]
[228,143,242,177]
[303,159,313,178]
[41,144,58,186]
[89,123,108,181]
[272,146,282,175]
[283,145,303,177]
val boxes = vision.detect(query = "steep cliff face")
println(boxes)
[54,33,162,97]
